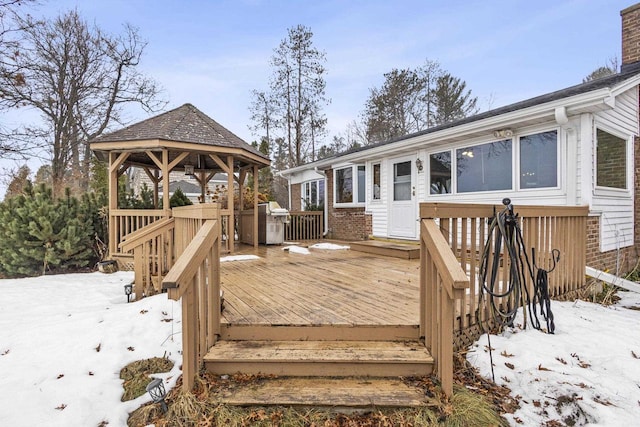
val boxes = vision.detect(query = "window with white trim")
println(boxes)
[429,129,559,195]
[372,163,381,200]
[596,128,627,190]
[334,164,366,206]
[302,179,325,210]
[519,130,558,189]
[456,139,512,193]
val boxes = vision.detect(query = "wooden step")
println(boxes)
[220,377,429,409]
[204,340,433,377]
[349,240,420,259]
[220,323,420,341]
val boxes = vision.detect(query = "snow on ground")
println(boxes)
[282,245,311,255]
[220,254,260,262]
[284,243,351,254]
[309,243,350,250]
[0,271,182,427]
[467,292,640,426]
[1,267,639,426]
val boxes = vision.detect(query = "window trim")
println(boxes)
[371,163,381,202]
[455,139,514,194]
[333,164,366,208]
[301,179,325,211]
[593,124,632,196]
[516,129,561,191]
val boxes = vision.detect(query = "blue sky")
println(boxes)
[0,0,634,195]
[31,0,634,141]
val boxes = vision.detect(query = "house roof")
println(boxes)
[283,62,640,174]
[91,103,269,162]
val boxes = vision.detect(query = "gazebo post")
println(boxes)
[162,149,170,212]
[227,155,235,253]
[253,164,259,248]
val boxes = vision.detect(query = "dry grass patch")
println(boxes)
[128,370,506,427]
[120,356,174,401]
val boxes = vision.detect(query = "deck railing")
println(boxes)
[420,202,588,348]
[163,210,221,392]
[420,219,470,397]
[284,211,323,241]
[119,217,176,299]
[109,209,169,256]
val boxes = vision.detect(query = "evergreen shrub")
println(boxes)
[0,182,102,277]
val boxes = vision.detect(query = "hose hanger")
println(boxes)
[478,198,559,334]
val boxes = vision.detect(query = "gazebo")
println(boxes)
[90,103,270,272]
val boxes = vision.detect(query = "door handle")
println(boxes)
[412,186,415,196]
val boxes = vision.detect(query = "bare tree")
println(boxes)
[0,10,166,196]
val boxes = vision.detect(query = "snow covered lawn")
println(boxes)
[0,271,182,426]
[467,292,640,426]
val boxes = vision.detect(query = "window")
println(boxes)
[302,179,325,210]
[519,130,557,189]
[430,151,451,194]
[372,163,381,200]
[393,161,412,201]
[596,128,627,190]
[357,165,366,203]
[456,140,512,193]
[334,165,365,205]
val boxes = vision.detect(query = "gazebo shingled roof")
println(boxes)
[92,103,268,162]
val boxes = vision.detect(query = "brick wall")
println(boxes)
[324,169,372,241]
[290,183,302,210]
[621,4,640,66]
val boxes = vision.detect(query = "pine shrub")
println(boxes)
[0,182,100,277]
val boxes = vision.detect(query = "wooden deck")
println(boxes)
[206,243,432,384]
[220,243,420,331]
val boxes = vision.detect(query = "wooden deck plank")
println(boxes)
[205,340,433,362]
[220,244,421,327]
[204,340,434,377]
[221,377,429,408]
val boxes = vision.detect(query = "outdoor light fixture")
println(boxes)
[184,163,195,176]
[493,128,513,139]
[415,158,423,172]
[124,283,133,303]
[146,378,168,412]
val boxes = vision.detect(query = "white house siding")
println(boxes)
[590,87,638,252]
[289,169,324,185]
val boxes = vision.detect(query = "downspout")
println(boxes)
[315,166,330,237]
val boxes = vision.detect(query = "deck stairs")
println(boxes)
[204,324,433,379]
[204,324,433,407]
[349,239,420,260]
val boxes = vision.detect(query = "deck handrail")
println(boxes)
[118,217,175,252]
[109,208,169,256]
[116,217,176,299]
[420,219,470,397]
[284,210,324,241]
[163,219,221,392]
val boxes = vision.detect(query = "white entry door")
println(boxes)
[389,155,417,238]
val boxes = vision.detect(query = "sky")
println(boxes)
[0,0,635,195]
[0,251,639,425]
